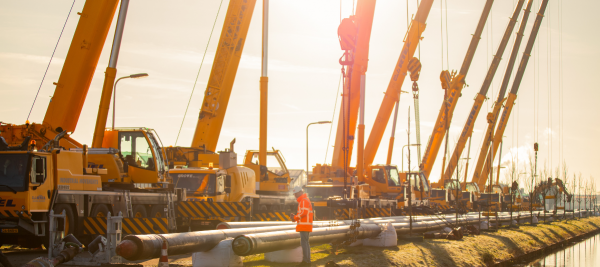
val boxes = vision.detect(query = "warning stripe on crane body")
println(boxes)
[83,217,107,235]
[333,208,358,220]
[0,210,31,220]
[252,212,290,221]
[177,202,250,218]
[122,218,169,234]
[364,207,391,218]
[83,217,169,235]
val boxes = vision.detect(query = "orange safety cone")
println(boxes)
[158,239,169,267]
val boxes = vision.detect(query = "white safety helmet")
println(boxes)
[293,186,303,194]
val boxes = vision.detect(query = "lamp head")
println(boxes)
[129,73,149,79]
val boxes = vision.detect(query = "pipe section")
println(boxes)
[117,225,304,261]
[232,224,382,256]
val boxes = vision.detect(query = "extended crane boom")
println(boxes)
[331,0,376,170]
[190,0,256,152]
[0,0,120,149]
[420,0,494,180]
[476,0,549,188]
[471,0,534,186]
[363,0,433,167]
[440,0,528,184]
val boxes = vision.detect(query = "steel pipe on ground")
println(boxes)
[117,225,310,261]
[232,224,382,256]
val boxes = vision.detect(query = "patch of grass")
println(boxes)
[241,217,600,267]
[481,250,495,264]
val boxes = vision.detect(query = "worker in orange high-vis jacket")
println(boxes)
[291,186,313,267]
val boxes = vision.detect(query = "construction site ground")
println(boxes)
[242,216,600,267]
[1,216,598,267]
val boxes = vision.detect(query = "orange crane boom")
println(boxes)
[1,0,119,149]
[470,0,535,186]
[440,0,528,184]
[331,0,376,170]
[420,0,494,180]
[476,0,549,189]
[363,0,433,167]
[190,0,257,152]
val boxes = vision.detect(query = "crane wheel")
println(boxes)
[133,205,148,218]
[53,204,76,236]
[90,204,111,218]
[150,205,167,218]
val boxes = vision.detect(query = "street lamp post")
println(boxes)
[112,73,148,129]
[401,144,420,171]
[306,121,331,181]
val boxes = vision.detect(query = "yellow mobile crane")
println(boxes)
[474,0,549,212]
[475,0,549,190]
[0,0,179,248]
[411,0,494,213]
[165,0,291,197]
[434,0,531,211]
[306,0,381,220]
[307,0,435,219]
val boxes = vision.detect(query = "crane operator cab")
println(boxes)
[243,149,290,196]
[100,128,169,186]
[367,165,429,209]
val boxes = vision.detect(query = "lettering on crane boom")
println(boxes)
[392,41,411,81]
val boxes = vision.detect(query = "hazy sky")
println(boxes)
[1,0,598,188]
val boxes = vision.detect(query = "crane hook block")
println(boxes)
[439,70,451,90]
[338,18,357,51]
[408,57,422,82]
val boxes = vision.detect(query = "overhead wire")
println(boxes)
[444,0,449,70]
[26,0,76,122]
[175,0,223,145]
[324,74,342,163]
[547,0,551,170]
[175,0,225,145]
[325,1,346,163]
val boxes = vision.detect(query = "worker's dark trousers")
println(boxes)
[300,231,311,263]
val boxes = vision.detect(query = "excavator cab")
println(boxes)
[100,128,168,185]
[243,149,290,195]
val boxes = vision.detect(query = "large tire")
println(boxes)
[133,205,148,218]
[150,205,167,218]
[90,204,111,217]
[53,204,76,236]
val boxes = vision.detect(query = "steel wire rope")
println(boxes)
[26,0,76,122]
[324,75,342,164]
[440,0,444,70]
[559,0,563,163]
[547,2,551,171]
[174,0,225,145]
[324,1,346,163]
[444,0,449,70]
